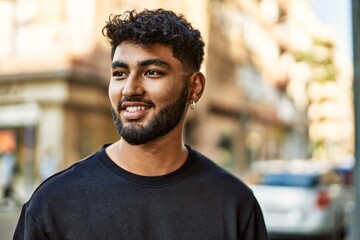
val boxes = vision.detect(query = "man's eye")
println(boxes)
[145,70,162,76]
[112,71,125,77]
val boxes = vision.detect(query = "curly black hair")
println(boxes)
[102,9,205,72]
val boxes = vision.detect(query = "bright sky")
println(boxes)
[311,0,353,60]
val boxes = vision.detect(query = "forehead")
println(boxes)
[113,42,180,66]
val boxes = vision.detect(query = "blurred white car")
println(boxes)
[248,159,347,240]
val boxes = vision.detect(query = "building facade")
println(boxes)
[0,0,353,183]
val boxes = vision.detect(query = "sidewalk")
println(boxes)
[0,176,38,240]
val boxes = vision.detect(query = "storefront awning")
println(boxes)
[0,102,41,127]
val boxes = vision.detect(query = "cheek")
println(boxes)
[151,81,181,102]
[108,81,121,108]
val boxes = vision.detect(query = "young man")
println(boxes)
[14,9,268,240]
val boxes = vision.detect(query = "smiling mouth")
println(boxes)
[125,106,148,112]
[120,103,151,120]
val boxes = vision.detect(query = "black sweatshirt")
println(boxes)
[14,145,268,240]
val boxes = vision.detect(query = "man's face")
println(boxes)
[109,42,189,145]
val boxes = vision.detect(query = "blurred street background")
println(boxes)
[0,0,357,239]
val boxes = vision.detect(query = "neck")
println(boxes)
[106,126,188,176]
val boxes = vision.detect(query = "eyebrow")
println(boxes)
[111,59,170,69]
[111,61,128,69]
[139,59,170,68]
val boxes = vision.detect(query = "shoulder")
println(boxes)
[190,148,255,201]
[41,150,100,185]
[191,148,248,185]
[189,148,265,230]
[26,150,102,210]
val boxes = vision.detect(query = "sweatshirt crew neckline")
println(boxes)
[97,144,196,188]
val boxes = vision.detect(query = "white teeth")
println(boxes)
[126,106,146,112]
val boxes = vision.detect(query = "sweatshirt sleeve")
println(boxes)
[240,198,269,240]
[13,204,50,240]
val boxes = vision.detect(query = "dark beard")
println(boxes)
[111,82,188,145]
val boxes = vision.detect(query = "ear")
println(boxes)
[188,71,205,103]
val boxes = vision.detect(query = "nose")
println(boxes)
[122,73,144,97]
